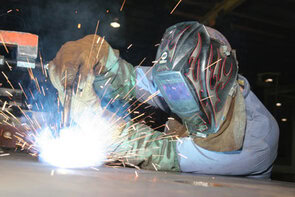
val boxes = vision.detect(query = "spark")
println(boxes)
[130,113,145,122]
[102,98,114,114]
[151,163,158,171]
[0,153,10,157]
[0,34,9,53]
[7,9,12,13]
[5,109,21,124]
[3,120,13,127]
[103,76,112,86]
[5,90,13,97]
[200,95,214,101]
[39,51,45,76]
[27,68,35,80]
[96,37,105,63]
[18,83,28,100]
[15,132,25,138]
[29,89,35,100]
[111,94,120,104]
[34,77,41,94]
[17,106,35,127]
[1,72,14,89]
[75,74,82,94]
[122,90,160,119]
[86,20,100,70]
[41,86,46,96]
[0,111,9,120]
[138,57,146,66]
[5,61,12,71]
[134,170,139,178]
[29,153,38,157]
[178,153,188,159]
[144,105,152,109]
[127,44,133,50]
[165,123,170,131]
[21,142,27,150]
[32,116,42,129]
[122,94,145,109]
[175,136,183,144]
[152,123,166,131]
[2,101,7,111]
[170,0,182,15]
[120,0,127,11]
[204,59,222,71]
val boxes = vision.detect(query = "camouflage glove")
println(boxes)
[109,122,180,172]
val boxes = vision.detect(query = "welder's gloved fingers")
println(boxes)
[48,34,110,93]
[58,73,123,124]
[164,118,189,138]
[109,122,180,171]
[68,74,102,122]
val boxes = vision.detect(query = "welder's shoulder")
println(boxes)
[238,75,279,139]
[244,90,279,143]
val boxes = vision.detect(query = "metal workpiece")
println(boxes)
[0,152,295,197]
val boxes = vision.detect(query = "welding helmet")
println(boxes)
[152,21,238,137]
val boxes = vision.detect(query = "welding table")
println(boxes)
[1,151,295,197]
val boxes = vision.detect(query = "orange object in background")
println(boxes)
[0,31,38,47]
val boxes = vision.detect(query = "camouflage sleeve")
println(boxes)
[110,122,180,172]
[93,47,136,101]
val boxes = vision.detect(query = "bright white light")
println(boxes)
[35,112,117,168]
[110,21,120,28]
[281,118,287,122]
[276,102,282,107]
[265,78,273,83]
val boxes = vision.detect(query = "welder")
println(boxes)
[48,21,279,178]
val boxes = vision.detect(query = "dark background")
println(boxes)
[1,0,295,181]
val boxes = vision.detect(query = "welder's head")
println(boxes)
[152,21,239,137]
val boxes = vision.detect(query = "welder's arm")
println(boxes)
[110,121,180,171]
[92,47,136,101]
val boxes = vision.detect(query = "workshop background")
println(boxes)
[0,0,294,182]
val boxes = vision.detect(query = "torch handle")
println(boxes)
[63,88,73,127]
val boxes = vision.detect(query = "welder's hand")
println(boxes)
[164,118,189,138]
[48,34,110,93]
[48,34,113,121]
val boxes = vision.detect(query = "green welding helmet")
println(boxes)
[152,21,238,137]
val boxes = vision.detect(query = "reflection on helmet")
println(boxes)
[152,21,238,137]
